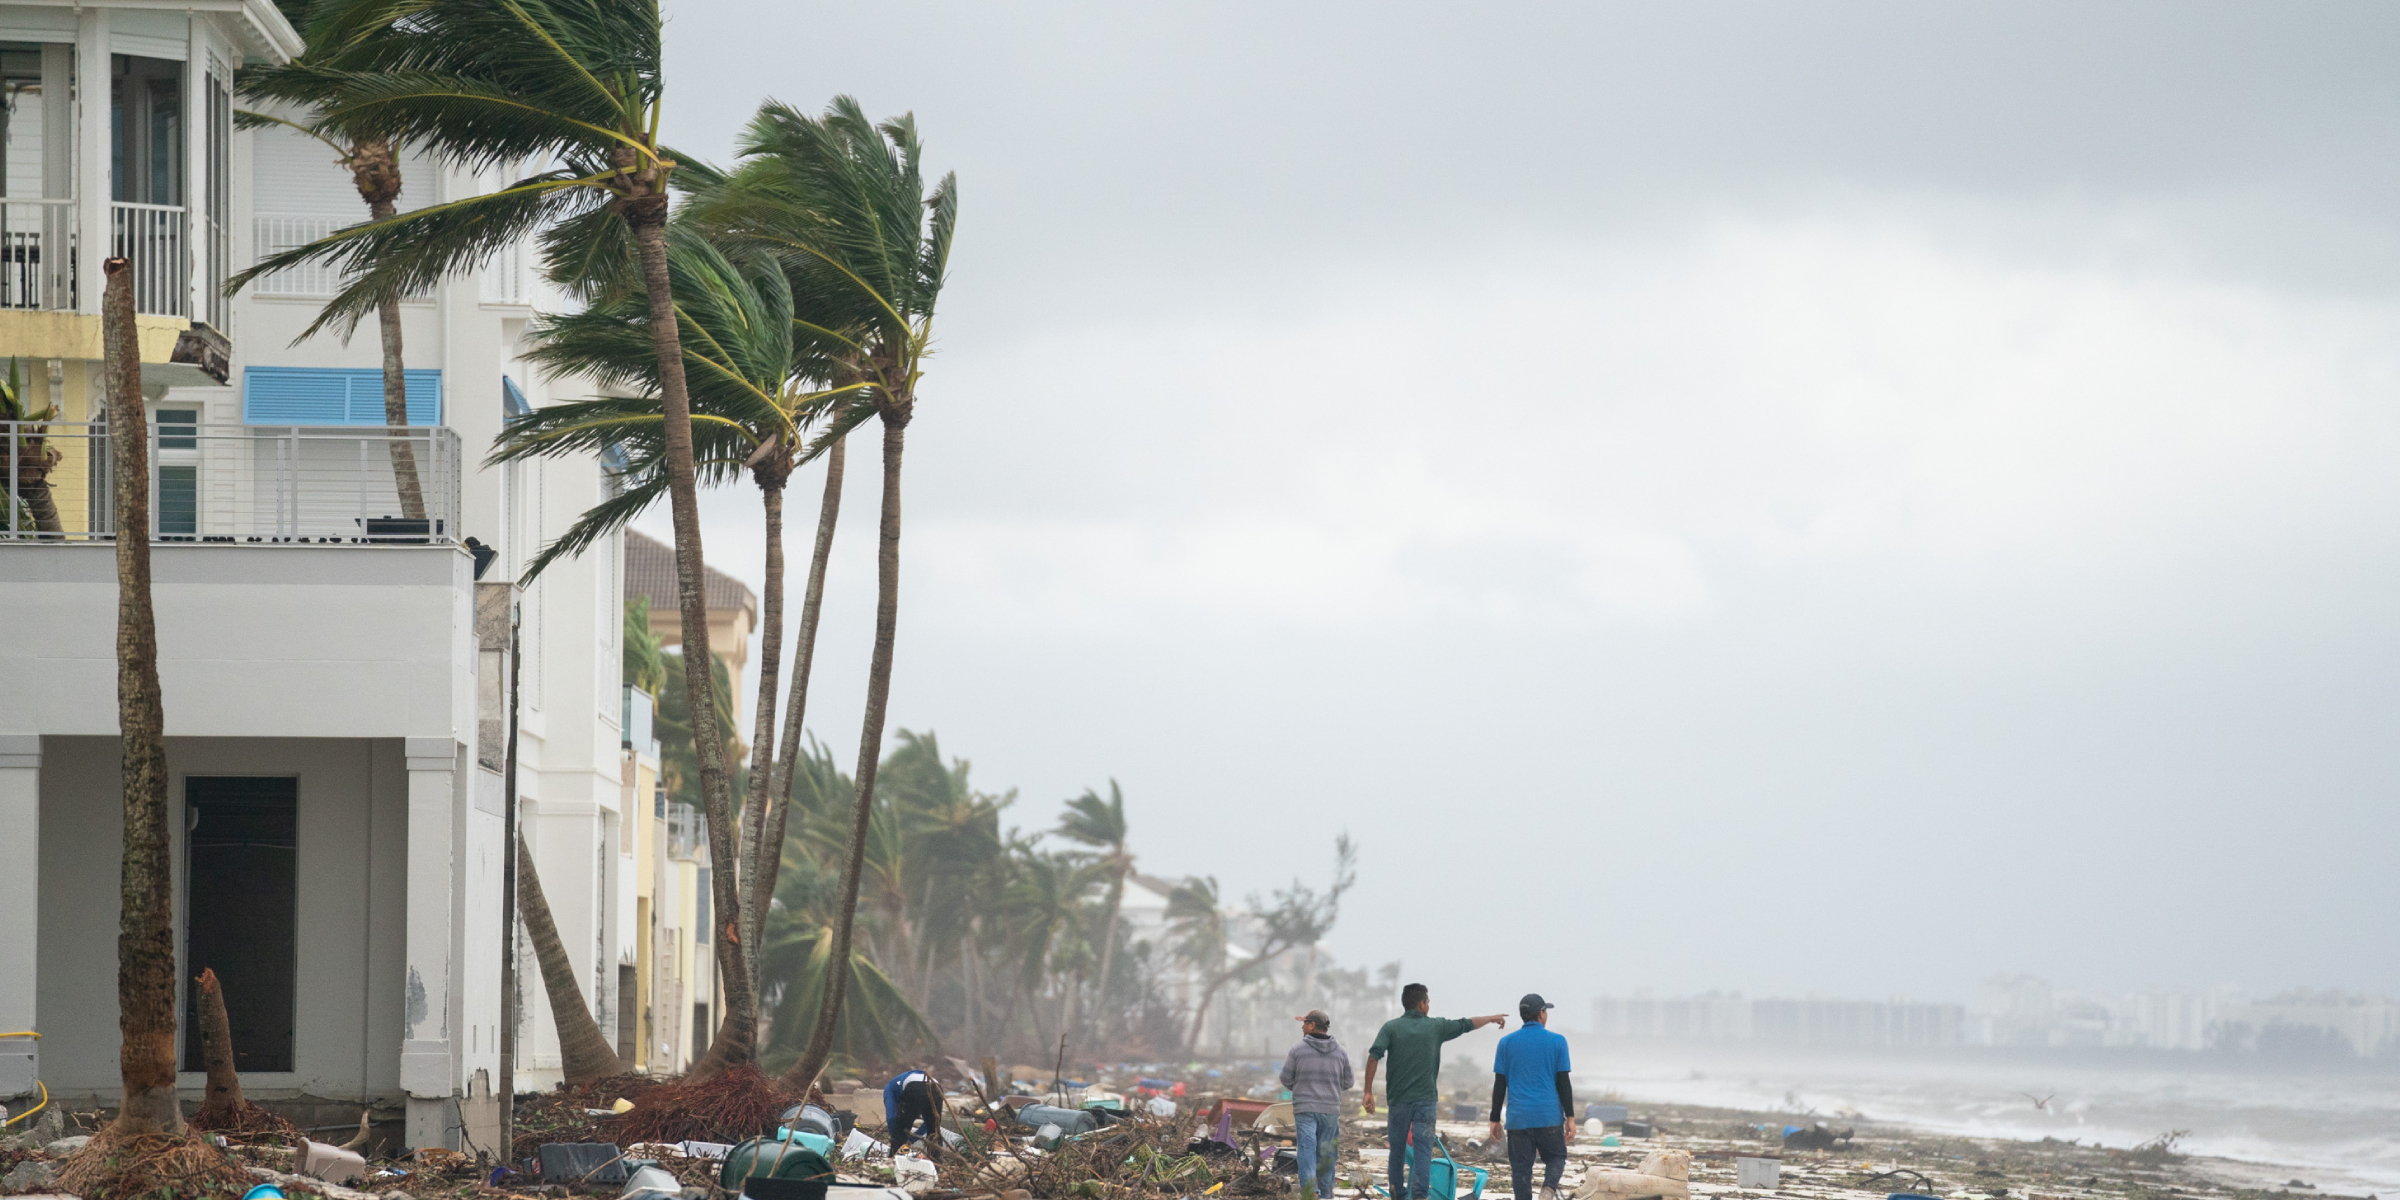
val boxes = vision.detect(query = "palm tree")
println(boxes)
[227,0,761,1074]
[519,839,628,1083]
[101,257,180,1135]
[493,225,858,1045]
[1165,877,1229,1055]
[232,21,425,518]
[996,850,1100,1051]
[1055,781,1132,1047]
[1171,837,1358,1055]
[1,360,62,535]
[702,96,956,1095]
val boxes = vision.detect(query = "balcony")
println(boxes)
[0,200,77,311]
[3,419,460,544]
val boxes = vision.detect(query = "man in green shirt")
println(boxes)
[1362,983,1509,1200]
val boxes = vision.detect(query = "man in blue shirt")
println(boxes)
[1487,994,1574,1200]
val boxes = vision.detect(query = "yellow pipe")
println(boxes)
[0,1031,44,1128]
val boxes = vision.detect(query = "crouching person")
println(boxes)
[884,1065,946,1156]
[1281,1009,1355,1200]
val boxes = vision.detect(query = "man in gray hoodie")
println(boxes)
[1280,1009,1356,1200]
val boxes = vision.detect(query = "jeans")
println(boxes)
[1386,1100,1438,1200]
[1506,1126,1568,1200]
[1295,1111,1341,1199]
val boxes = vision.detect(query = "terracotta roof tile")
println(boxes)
[624,529,757,621]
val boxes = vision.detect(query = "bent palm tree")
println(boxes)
[496,226,861,1064]
[1055,781,1132,1046]
[520,839,627,1083]
[702,96,955,1095]
[1165,877,1229,1055]
[232,0,760,1074]
[231,22,424,517]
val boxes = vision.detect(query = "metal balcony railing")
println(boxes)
[0,199,77,311]
[2,419,461,545]
[111,202,188,317]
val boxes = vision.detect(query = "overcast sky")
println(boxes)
[631,1,2400,1013]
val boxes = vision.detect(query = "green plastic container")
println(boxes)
[720,1139,835,1191]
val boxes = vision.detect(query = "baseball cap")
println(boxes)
[1518,993,1554,1020]
[1299,1009,1332,1030]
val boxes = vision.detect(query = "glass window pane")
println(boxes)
[158,463,196,534]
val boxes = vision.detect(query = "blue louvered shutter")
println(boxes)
[244,367,443,425]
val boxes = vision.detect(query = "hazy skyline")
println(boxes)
[626,2,2400,1010]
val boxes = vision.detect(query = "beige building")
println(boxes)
[624,528,756,713]
[617,532,754,1073]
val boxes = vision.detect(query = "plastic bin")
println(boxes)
[1425,1134,1486,1200]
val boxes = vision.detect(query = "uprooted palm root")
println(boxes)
[610,1064,795,1147]
[54,1129,254,1200]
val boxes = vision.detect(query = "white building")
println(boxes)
[0,0,627,1151]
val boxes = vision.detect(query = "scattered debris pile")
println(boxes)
[509,1074,664,1162]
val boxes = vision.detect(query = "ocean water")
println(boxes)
[1572,1041,2400,1194]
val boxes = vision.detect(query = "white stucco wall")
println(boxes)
[0,544,476,740]
[34,735,409,1103]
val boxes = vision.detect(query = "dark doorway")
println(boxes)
[183,776,297,1073]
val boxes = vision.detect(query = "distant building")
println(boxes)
[1589,993,1965,1048]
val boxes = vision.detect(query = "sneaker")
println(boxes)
[1542,1187,1564,1200]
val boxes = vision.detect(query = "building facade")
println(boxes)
[0,0,627,1150]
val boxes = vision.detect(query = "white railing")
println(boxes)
[252,214,343,298]
[0,199,77,311]
[2,419,461,545]
[111,202,188,317]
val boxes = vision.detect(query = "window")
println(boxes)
[157,466,196,535]
[111,56,182,206]
[155,408,196,448]
[154,409,197,535]
[182,777,298,1074]
[242,367,442,425]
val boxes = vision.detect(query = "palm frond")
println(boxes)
[227,170,608,339]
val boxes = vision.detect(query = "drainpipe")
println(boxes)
[500,604,521,1159]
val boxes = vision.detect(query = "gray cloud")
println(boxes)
[645,1,2400,1010]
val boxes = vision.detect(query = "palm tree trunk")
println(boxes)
[735,477,785,996]
[780,412,906,1092]
[192,968,242,1121]
[361,176,424,522]
[104,255,180,1136]
[627,207,754,1077]
[1086,869,1125,1046]
[748,435,845,966]
[1186,977,1226,1059]
[519,839,628,1084]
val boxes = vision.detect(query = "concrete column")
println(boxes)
[75,8,107,315]
[0,736,37,1101]
[184,16,206,322]
[401,737,462,1149]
